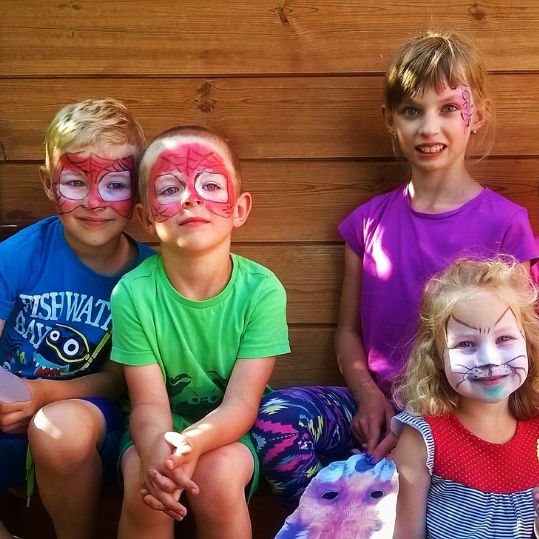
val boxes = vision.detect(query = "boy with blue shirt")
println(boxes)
[0,98,153,539]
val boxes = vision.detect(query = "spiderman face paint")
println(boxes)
[53,152,135,218]
[442,292,528,403]
[148,142,236,222]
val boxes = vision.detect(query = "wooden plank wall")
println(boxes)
[2,1,539,389]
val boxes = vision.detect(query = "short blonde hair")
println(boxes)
[138,125,242,208]
[45,98,146,172]
[393,257,539,420]
[384,30,495,158]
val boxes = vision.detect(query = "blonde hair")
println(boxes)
[138,125,242,208]
[44,98,146,172]
[393,257,539,420]
[384,30,495,158]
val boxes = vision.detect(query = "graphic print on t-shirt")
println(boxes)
[3,290,113,379]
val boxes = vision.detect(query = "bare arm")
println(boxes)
[335,245,394,456]
[178,356,275,456]
[392,425,430,539]
[124,363,198,520]
[141,357,275,518]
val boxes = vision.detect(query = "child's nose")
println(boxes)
[84,184,105,209]
[181,188,202,207]
[478,342,502,366]
[419,111,440,137]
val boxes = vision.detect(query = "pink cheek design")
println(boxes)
[149,199,183,222]
[460,88,473,132]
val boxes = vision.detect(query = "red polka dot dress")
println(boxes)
[395,412,539,538]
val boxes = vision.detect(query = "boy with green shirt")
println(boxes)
[111,126,290,539]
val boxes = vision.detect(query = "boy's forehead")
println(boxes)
[151,136,233,174]
[52,143,138,168]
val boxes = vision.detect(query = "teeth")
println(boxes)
[418,144,444,153]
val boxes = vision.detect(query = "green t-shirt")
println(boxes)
[111,253,290,429]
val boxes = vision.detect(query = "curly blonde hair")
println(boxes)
[384,30,495,159]
[393,257,539,419]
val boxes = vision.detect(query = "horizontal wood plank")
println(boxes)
[3,160,539,239]
[3,1,539,75]
[2,75,539,161]
[270,327,343,388]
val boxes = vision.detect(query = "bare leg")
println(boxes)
[0,520,17,539]
[28,399,106,539]
[118,446,174,539]
[188,442,253,539]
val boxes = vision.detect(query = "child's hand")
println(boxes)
[139,433,200,520]
[139,441,189,521]
[0,379,43,433]
[351,385,395,458]
[162,431,200,494]
[140,470,186,521]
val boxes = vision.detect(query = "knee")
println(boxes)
[120,449,169,526]
[28,400,103,469]
[189,446,249,514]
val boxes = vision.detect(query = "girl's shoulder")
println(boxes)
[480,187,529,213]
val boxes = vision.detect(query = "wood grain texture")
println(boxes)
[3,1,539,76]
[2,75,539,161]
[271,327,343,388]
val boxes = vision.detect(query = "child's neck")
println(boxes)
[161,244,233,301]
[67,232,135,276]
[408,165,482,214]
[455,398,517,444]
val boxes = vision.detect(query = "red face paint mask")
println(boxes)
[148,142,236,222]
[53,153,135,218]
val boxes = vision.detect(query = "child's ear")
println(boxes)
[472,101,488,132]
[233,192,252,229]
[135,203,156,236]
[39,165,55,202]
[381,105,397,138]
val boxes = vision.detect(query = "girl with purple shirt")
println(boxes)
[252,31,537,509]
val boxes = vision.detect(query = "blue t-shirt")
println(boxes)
[0,216,153,380]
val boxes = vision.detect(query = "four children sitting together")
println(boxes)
[1,30,539,539]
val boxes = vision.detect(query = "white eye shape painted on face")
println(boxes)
[98,171,132,201]
[154,174,185,204]
[195,172,229,203]
[58,171,89,200]
[443,292,528,403]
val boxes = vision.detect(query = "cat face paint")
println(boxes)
[148,142,236,222]
[442,292,528,403]
[53,153,135,218]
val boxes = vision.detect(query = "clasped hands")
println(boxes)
[140,431,200,521]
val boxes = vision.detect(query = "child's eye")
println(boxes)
[107,182,127,191]
[160,186,180,197]
[496,335,515,344]
[66,179,85,187]
[442,104,458,113]
[455,340,475,349]
[402,107,420,118]
[202,182,221,192]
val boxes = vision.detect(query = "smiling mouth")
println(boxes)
[471,375,508,386]
[416,144,446,154]
[78,217,111,225]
